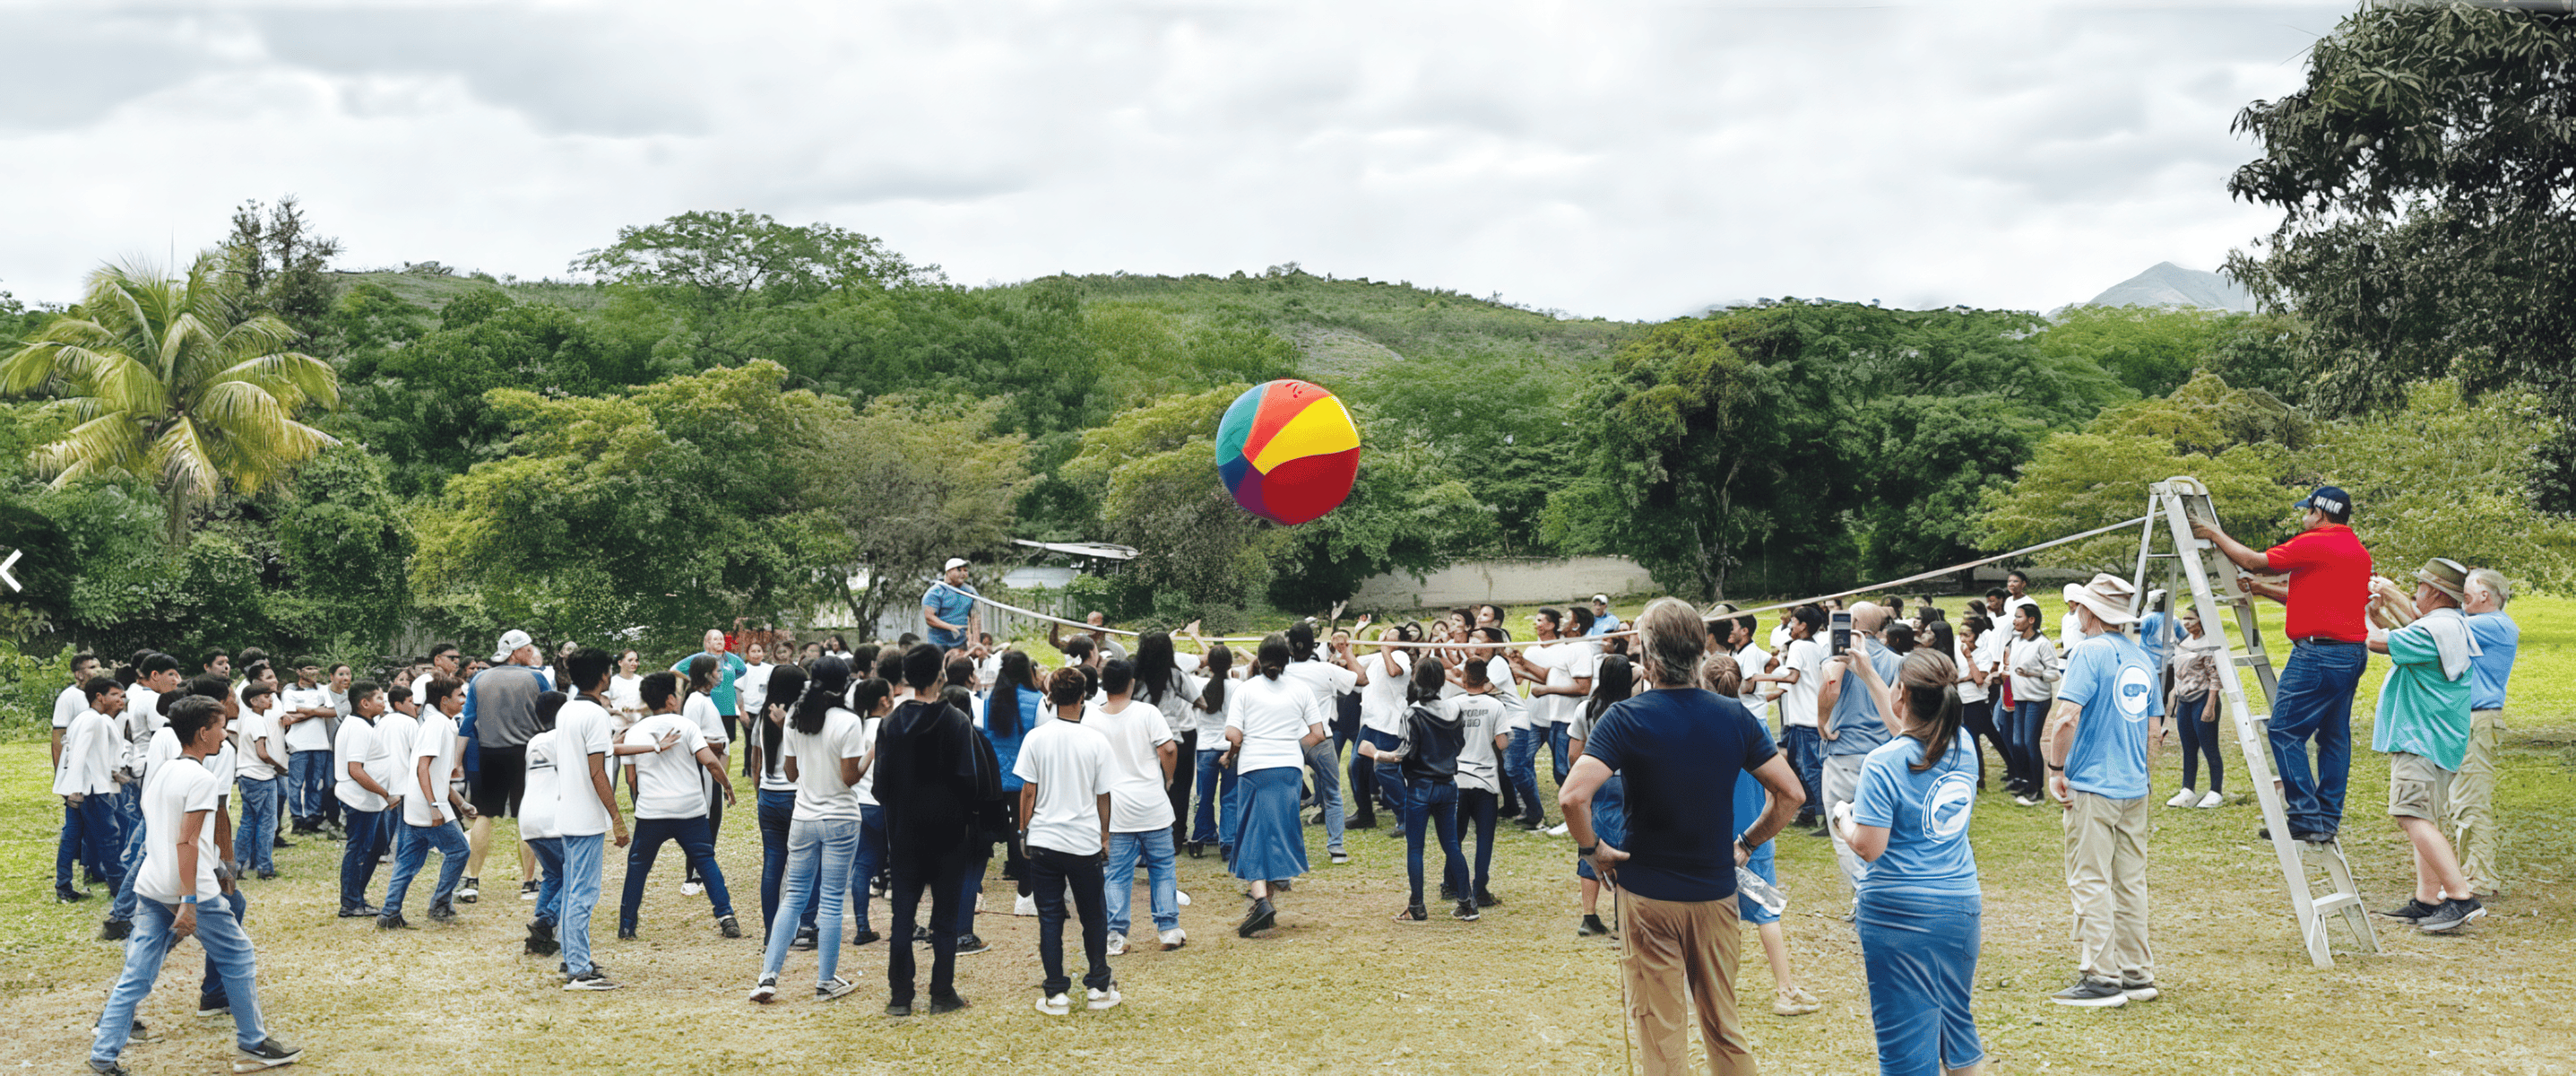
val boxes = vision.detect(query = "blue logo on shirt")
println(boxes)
[2116,666,2154,722]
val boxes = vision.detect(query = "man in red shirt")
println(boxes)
[2193,486,2372,842]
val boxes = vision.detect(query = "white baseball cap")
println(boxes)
[943,558,970,571]
[1591,594,1611,605]
[491,629,533,663]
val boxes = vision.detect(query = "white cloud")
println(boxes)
[0,0,2347,319]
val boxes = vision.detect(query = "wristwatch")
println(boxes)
[1578,844,1598,857]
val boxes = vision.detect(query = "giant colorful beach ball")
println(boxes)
[1215,379,1360,525]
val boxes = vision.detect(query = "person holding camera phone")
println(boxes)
[1816,602,1903,898]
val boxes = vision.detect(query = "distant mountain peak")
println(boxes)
[2080,262,2254,313]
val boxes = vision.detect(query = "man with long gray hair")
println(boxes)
[2450,567,2518,897]
[1560,597,1803,1076]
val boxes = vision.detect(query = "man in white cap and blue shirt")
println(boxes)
[2044,572,2163,1009]
[923,560,981,655]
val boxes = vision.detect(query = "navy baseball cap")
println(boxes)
[2295,486,2351,522]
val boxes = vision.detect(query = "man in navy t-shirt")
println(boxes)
[1560,598,1803,1076]
[2044,574,2163,1009]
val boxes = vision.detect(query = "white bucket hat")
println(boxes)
[2062,573,2139,627]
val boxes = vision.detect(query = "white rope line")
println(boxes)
[962,514,2152,649]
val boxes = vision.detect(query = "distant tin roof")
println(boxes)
[1013,538,1138,561]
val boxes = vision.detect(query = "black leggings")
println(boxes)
[2176,692,2224,792]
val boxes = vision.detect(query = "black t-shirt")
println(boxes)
[1582,687,1778,902]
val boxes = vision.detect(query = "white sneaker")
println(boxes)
[2013,795,2039,807]
[1035,993,1071,1016]
[1159,927,1186,950]
[1013,894,1037,917]
[2196,790,2226,809]
[681,881,705,898]
[2165,787,2198,808]
[1176,889,1191,907]
[1086,985,1122,1011]
[1544,822,1569,837]
[1106,933,1128,956]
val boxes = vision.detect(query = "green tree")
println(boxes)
[2036,306,2310,402]
[797,396,1032,630]
[575,210,940,369]
[2305,379,2576,593]
[1344,345,1579,555]
[1266,443,1483,612]
[1062,386,1275,619]
[224,195,344,342]
[0,254,340,545]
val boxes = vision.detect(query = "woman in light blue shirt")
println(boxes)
[1836,646,1985,1076]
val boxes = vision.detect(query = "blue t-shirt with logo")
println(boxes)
[2138,612,2170,672]
[1825,638,1904,758]
[921,581,981,648]
[2053,631,2162,799]
[1852,734,1980,896]
[2467,611,2519,712]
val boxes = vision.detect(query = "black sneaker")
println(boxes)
[272,837,296,848]
[336,905,379,919]
[520,880,540,901]
[912,924,930,942]
[1453,898,1481,922]
[1186,841,1205,859]
[617,927,637,941]
[1476,890,1501,908]
[2380,898,2441,921]
[718,915,741,939]
[426,903,456,923]
[378,912,411,930]
[563,970,621,991]
[748,976,779,1005]
[99,918,133,941]
[1349,814,1378,829]
[2417,898,2486,933]
[235,1037,304,1071]
[1396,902,1427,922]
[791,925,818,950]
[848,928,880,946]
[2050,977,2130,1008]
[57,886,91,902]
[885,1000,913,1017]
[87,1061,129,1076]
[926,992,969,1015]
[256,870,276,881]
[196,997,230,1018]
[1239,897,1277,937]
[1438,883,1457,902]
[955,933,990,955]
[455,878,480,903]
[1577,914,1611,937]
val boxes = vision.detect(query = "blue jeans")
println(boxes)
[74,793,124,893]
[1301,740,1346,853]
[288,750,333,824]
[761,817,858,985]
[196,889,250,1006]
[528,837,566,927]
[1505,727,1545,825]
[559,833,606,976]
[756,788,817,933]
[337,807,390,911]
[1192,749,1229,845]
[2271,638,2365,835]
[235,777,281,873]
[1781,726,1824,820]
[852,804,888,932]
[620,816,735,931]
[384,819,470,916]
[2010,701,2050,794]
[1857,889,1985,1073]
[1363,729,1410,831]
[1104,829,1180,935]
[1549,722,1573,786]
[1403,780,1466,905]
[108,785,148,922]
[92,894,267,1063]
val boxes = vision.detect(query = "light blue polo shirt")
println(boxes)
[2053,630,2161,799]
[2467,611,2518,712]
[921,581,980,649]
[1825,638,1904,759]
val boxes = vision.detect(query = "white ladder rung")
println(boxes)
[2311,892,2362,916]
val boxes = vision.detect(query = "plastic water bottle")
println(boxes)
[1736,867,1786,915]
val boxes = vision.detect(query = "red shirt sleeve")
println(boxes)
[2264,531,2318,572]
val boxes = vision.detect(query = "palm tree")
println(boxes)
[0,252,339,545]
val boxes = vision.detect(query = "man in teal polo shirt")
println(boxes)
[2365,558,2484,934]
[671,628,747,886]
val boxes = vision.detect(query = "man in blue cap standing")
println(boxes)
[2192,486,2372,843]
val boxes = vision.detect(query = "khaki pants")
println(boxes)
[2446,708,2503,894]
[1823,754,1869,896]
[2062,791,2152,981]
[1621,892,1753,1076]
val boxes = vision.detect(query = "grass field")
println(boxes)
[6,594,2576,1075]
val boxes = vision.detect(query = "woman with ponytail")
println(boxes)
[989,650,1045,913]
[1221,634,1326,937]
[1188,645,1233,859]
[753,664,812,948]
[749,657,869,1003]
[1836,646,1987,1075]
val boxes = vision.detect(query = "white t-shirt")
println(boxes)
[1781,637,1828,729]
[234,703,282,781]
[1012,719,1114,855]
[626,713,712,820]
[1955,636,1989,705]
[784,708,867,822]
[52,682,85,737]
[1971,627,2012,702]
[1140,669,1203,742]
[135,755,224,903]
[974,651,1003,688]
[755,712,800,794]
[1525,640,1597,728]
[281,685,334,751]
[521,729,563,840]
[1224,674,1324,773]
[333,718,389,812]
[851,713,885,808]
[1189,681,1230,742]
[1280,658,1358,712]
[1087,699,1176,832]
[375,711,420,808]
[1449,691,1509,794]
[606,673,646,722]
[404,711,465,826]
[1358,650,1414,735]
[124,685,165,772]
[684,691,729,750]
[56,708,122,796]
[1733,642,1773,716]
[553,699,618,837]
[737,663,775,717]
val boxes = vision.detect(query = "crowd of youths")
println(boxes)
[44,489,2529,1074]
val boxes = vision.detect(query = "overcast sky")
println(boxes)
[0,1,2348,321]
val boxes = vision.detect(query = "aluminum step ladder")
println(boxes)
[2148,476,2377,968]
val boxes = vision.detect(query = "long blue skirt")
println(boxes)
[1229,766,1310,883]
